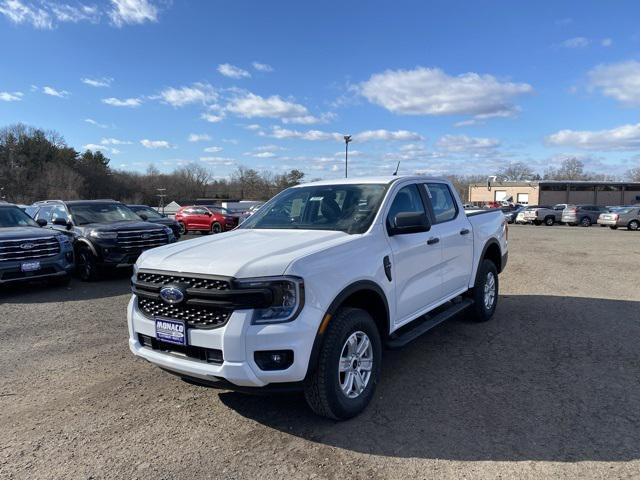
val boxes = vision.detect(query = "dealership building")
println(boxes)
[468,181,640,206]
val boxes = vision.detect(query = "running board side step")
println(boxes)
[385,298,473,349]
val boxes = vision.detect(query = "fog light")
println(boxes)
[254,350,294,371]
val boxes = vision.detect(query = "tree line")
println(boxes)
[1,124,638,207]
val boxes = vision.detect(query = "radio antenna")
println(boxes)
[392,161,400,176]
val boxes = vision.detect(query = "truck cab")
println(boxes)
[127,176,507,419]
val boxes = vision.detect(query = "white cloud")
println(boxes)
[268,126,343,142]
[188,133,211,142]
[140,139,172,149]
[50,3,99,23]
[100,137,131,145]
[159,83,217,107]
[43,86,70,98]
[546,123,640,151]
[561,37,589,48]
[252,151,276,158]
[359,67,532,121]
[0,0,52,28]
[0,91,23,101]
[588,60,640,106]
[81,77,113,87]
[109,0,158,27]
[252,61,273,72]
[226,93,309,119]
[83,143,120,155]
[201,112,225,123]
[203,146,223,153]
[245,124,262,130]
[199,156,235,166]
[217,63,251,79]
[102,96,142,107]
[354,129,423,142]
[601,38,613,47]
[435,135,500,156]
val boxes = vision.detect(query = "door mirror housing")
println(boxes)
[52,218,68,227]
[388,212,431,236]
[36,218,47,227]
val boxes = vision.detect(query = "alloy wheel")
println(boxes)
[338,331,373,399]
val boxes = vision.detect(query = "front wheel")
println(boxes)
[178,222,187,235]
[304,308,381,420]
[628,220,639,231]
[544,216,555,226]
[580,216,592,227]
[210,222,222,234]
[468,259,499,322]
[76,247,100,282]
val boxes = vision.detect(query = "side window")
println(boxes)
[25,206,39,218]
[35,206,53,222]
[387,184,426,225]
[51,205,69,222]
[425,183,458,223]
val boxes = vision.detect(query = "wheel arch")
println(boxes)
[305,280,390,378]
[74,238,98,257]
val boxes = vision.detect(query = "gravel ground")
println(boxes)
[1,225,639,480]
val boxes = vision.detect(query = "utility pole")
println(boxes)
[344,135,352,178]
[156,188,166,215]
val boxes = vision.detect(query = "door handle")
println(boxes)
[427,237,440,245]
[460,228,470,235]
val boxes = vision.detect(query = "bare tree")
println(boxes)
[496,162,535,181]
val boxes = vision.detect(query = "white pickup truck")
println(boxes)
[128,176,508,419]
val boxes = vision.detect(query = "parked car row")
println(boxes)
[509,203,640,230]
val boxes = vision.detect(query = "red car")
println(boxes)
[175,206,239,235]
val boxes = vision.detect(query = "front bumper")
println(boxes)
[127,295,324,388]
[0,252,74,284]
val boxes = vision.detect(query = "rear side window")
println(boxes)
[51,205,69,222]
[425,183,458,223]
[35,206,53,221]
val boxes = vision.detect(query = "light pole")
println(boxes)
[343,135,352,178]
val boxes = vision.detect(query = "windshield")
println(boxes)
[68,203,141,225]
[132,206,164,219]
[240,184,387,234]
[0,206,40,228]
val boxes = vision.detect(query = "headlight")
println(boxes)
[56,234,71,246]
[90,230,117,239]
[236,276,304,324]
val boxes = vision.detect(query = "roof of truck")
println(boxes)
[293,175,444,187]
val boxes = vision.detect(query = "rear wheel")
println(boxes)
[76,247,100,282]
[628,220,639,231]
[580,216,592,227]
[178,222,187,235]
[468,259,499,322]
[210,222,222,234]
[544,216,555,226]
[304,307,381,420]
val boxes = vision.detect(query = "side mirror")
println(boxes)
[139,213,148,221]
[36,218,47,227]
[206,212,212,217]
[388,212,431,236]
[52,218,68,227]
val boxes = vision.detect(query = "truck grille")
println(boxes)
[117,229,168,251]
[0,237,60,262]
[137,297,231,329]
[133,271,234,329]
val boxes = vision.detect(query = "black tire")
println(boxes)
[178,222,187,235]
[544,216,555,226]
[304,308,382,420]
[628,220,639,231]
[210,222,222,234]
[76,247,100,281]
[580,216,592,227]
[468,259,499,322]
[609,226,618,230]
[533,220,542,226]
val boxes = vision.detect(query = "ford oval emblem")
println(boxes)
[20,243,35,250]
[141,233,151,240]
[159,285,185,305]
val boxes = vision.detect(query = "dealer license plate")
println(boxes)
[21,261,41,272]
[155,318,187,346]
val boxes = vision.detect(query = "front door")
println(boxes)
[386,183,443,326]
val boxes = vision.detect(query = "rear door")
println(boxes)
[423,182,474,297]
[386,183,443,325]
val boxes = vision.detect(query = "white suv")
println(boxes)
[128,176,508,419]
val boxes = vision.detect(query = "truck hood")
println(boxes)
[137,228,354,278]
[0,226,58,240]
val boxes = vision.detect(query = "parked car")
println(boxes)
[174,205,240,235]
[30,200,176,281]
[501,205,525,224]
[523,204,567,226]
[597,206,640,230]
[514,211,526,224]
[0,203,74,286]
[561,204,609,227]
[128,176,508,419]
[127,205,182,239]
